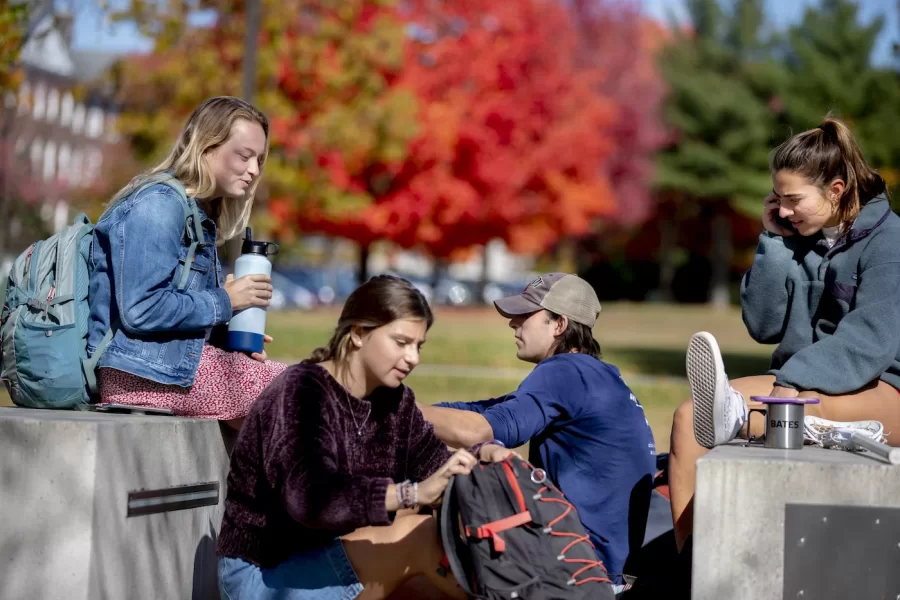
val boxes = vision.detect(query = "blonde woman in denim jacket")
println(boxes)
[87,97,286,427]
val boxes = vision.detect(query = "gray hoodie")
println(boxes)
[741,196,900,394]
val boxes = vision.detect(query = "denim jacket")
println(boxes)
[87,182,232,386]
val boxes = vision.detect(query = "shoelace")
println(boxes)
[725,382,746,421]
[535,484,611,586]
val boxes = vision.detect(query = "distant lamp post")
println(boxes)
[241,0,260,103]
[228,0,261,265]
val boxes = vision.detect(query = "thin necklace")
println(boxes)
[323,367,372,437]
[335,369,371,436]
[344,394,371,437]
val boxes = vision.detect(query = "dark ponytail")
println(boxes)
[302,275,434,368]
[305,345,333,365]
[770,115,888,229]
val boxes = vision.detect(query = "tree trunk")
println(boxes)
[222,237,242,274]
[358,243,370,285]
[655,210,677,302]
[476,243,491,305]
[223,0,258,273]
[241,0,260,104]
[708,206,732,309]
[324,236,339,267]
[431,258,447,293]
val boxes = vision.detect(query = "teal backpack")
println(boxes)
[0,174,205,409]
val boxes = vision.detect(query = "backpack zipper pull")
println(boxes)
[44,285,55,318]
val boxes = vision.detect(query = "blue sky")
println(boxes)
[72,0,897,65]
[642,0,897,65]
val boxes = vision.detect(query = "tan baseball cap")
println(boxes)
[494,273,601,328]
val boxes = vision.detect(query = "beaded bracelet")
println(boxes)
[395,480,419,510]
[395,481,405,508]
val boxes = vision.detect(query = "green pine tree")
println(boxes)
[655,0,785,305]
[782,0,900,205]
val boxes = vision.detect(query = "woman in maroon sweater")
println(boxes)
[217,275,509,599]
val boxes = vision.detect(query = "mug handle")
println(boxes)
[746,408,766,445]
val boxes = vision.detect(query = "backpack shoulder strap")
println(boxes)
[48,215,94,310]
[111,173,205,291]
[156,177,205,291]
[439,476,480,598]
[148,175,204,242]
[82,329,113,395]
[108,173,205,241]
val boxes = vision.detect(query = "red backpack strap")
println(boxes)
[464,510,533,553]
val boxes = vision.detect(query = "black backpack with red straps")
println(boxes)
[439,455,616,599]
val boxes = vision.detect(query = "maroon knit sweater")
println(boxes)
[216,362,451,567]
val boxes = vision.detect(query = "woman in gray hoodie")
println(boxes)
[668,116,900,550]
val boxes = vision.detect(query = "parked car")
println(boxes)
[434,278,474,306]
[482,280,530,305]
[384,273,472,307]
[222,266,317,311]
[279,266,357,305]
[270,271,316,310]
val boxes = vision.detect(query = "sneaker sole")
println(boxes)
[687,333,722,449]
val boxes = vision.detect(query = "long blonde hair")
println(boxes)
[110,96,270,243]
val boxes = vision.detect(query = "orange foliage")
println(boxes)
[294,0,622,257]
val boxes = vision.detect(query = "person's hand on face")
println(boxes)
[762,193,795,237]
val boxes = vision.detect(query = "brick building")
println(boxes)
[2,10,122,249]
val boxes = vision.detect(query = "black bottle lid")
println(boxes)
[240,227,279,256]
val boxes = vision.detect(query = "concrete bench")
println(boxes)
[692,442,900,600]
[0,407,230,600]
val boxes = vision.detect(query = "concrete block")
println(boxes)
[692,442,900,600]
[0,407,230,600]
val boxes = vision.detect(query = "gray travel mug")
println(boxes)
[749,396,820,450]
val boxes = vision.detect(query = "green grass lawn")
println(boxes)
[0,302,774,450]
[264,302,772,370]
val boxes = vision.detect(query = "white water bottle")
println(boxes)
[227,227,279,354]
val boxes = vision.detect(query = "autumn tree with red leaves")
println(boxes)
[114,0,420,269]
[113,0,664,283]
[288,0,630,279]
[570,0,667,226]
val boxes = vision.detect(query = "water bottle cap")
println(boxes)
[240,227,279,257]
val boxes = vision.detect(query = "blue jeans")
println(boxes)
[219,539,364,600]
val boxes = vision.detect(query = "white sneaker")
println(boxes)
[687,332,748,448]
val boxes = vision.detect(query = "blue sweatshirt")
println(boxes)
[436,353,656,581]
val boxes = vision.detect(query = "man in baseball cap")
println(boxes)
[494,273,602,361]
[420,273,657,587]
